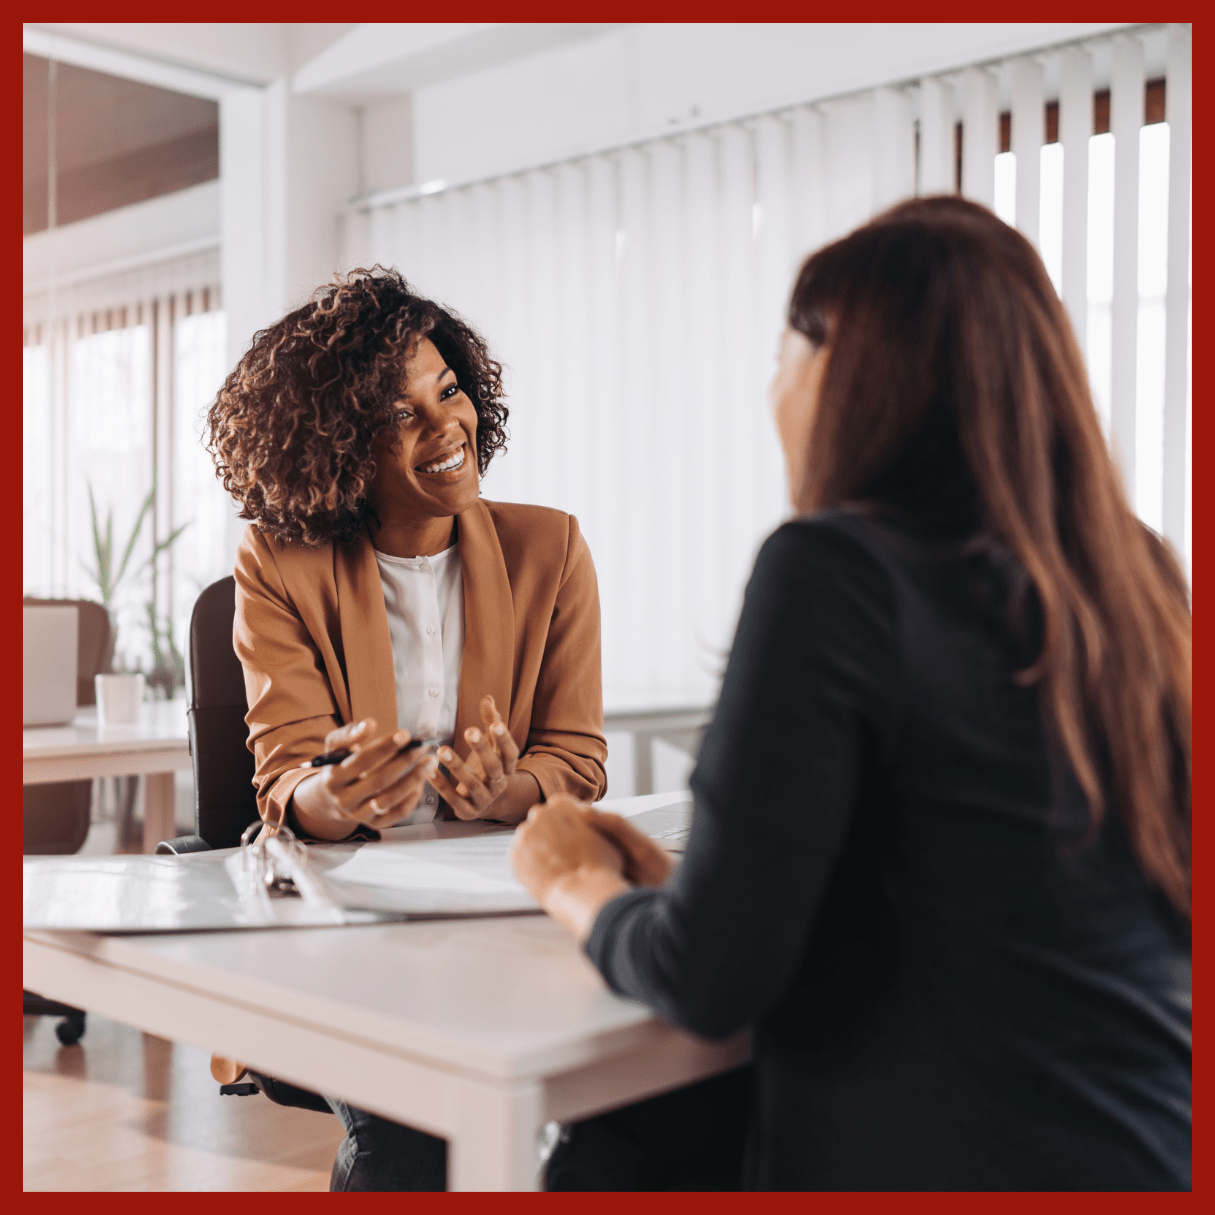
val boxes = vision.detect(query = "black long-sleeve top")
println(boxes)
[587,512,1191,1190]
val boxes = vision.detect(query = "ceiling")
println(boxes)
[23,23,629,101]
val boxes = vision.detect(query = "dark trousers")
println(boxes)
[326,1097,447,1191]
[325,1064,752,1192]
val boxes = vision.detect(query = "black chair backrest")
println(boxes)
[189,577,260,848]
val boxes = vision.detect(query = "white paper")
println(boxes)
[314,797,693,916]
[324,834,536,902]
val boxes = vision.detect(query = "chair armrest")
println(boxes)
[155,834,213,855]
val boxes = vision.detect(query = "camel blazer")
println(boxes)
[233,498,608,831]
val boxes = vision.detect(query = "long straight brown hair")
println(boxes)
[789,196,1191,916]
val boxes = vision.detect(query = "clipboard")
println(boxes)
[22,793,693,934]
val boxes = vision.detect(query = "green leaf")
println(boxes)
[146,601,164,668]
[150,520,191,559]
[127,520,191,584]
[86,481,115,604]
[114,487,155,586]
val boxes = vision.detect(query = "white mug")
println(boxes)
[95,673,145,725]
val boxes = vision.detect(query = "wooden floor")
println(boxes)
[23,1011,345,1191]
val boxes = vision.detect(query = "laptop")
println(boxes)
[624,798,693,853]
[23,604,79,727]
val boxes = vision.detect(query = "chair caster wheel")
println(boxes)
[55,1015,85,1045]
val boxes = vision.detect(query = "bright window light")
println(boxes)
[1086,132,1115,435]
[1039,142,1064,296]
[1135,121,1171,532]
[993,151,1016,226]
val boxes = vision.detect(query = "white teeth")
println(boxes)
[418,447,465,474]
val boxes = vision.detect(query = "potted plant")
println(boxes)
[83,483,189,849]
[84,481,190,698]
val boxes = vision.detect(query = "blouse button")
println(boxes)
[429,687,439,698]
[426,624,436,635]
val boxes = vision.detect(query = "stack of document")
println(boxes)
[312,795,693,916]
[320,829,537,915]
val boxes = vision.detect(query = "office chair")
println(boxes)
[157,576,261,853]
[156,576,331,1114]
[22,597,114,1045]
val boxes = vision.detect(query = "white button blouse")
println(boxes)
[374,542,465,823]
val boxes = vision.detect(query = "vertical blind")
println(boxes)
[341,24,1191,709]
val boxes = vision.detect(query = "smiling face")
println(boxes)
[369,336,481,532]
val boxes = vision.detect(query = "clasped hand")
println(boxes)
[510,795,675,941]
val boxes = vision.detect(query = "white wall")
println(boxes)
[220,85,360,367]
[23,180,218,297]
[362,97,414,194]
[409,24,1132,189]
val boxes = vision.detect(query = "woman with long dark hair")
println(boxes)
[513,197,1191,1190]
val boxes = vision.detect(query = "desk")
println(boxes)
[23,699,191,854]
[22,794,748,1191]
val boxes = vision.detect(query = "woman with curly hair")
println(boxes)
[207,267,608,1188]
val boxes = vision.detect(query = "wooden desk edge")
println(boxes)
[23,931,748,1154]
[23,745,193,783]
[23,928,747,1089]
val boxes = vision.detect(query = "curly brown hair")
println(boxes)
[207,266,509,545]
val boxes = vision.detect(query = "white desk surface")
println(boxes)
[23,698,190,783]
[23,792,747,1190]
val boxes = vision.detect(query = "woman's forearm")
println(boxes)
[483,770,544,824]
[544,867,633,943]
[289,771,366,840]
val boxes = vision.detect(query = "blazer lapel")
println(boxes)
[455,499,514,758]
[334,529,399,733]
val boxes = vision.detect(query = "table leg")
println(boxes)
[142,772,176,854]
[633,731,654,797]
[447,1076,544,1191]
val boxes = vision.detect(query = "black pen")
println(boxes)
[304,737,442,768]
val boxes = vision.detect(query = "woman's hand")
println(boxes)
[430,695,540,824]
[290,718,438,841]
[584,808,676,888]
[510,795,633,942]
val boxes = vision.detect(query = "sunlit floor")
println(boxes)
[23,1011,344,1191]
